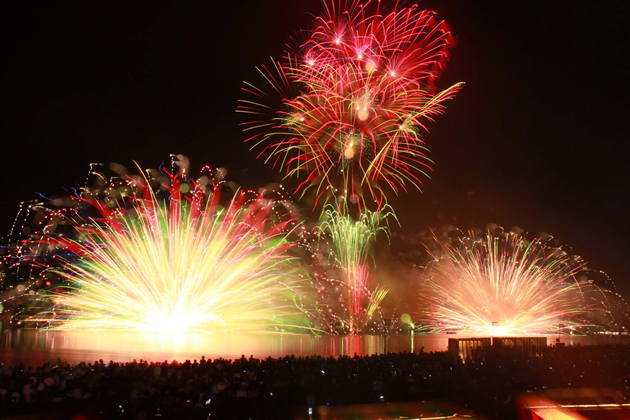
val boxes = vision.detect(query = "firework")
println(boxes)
[576,268,630,333]
[418,232,588,335]
[27,167,313,334]
[239,1,463,207]
[315,201,395,333]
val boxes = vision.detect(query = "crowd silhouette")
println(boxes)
[1,344,629,419]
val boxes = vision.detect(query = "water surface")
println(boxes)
[1,328,628,367]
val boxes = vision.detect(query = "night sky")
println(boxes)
[2,1,629,291]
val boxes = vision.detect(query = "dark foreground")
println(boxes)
[1,344,629,419]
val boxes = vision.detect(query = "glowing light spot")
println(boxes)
[491,325,508,336]
[148,312,215,334]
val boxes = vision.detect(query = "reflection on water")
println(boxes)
[1,327,629,368]
[1,329,386,366]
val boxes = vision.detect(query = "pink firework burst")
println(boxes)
[240,0,463,208]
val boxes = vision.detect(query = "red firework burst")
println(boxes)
[239,0,463,208]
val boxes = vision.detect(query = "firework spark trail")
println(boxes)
[317,201,395,333]
[418,232,588,335]
[239,0,462,207]
[29,171,314,334]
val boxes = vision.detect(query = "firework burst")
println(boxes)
[28,168,313,334]
[239,0,462,207]
[418,232,589,335]
[315,201,395,333]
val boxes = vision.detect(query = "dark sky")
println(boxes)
[2,1,629,289]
